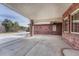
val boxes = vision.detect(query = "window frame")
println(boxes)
[63,16,69,33]
[70,8,79,34]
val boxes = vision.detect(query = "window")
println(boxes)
[52,25,56,31]
[72,12,79,32]
[64,17,69,32]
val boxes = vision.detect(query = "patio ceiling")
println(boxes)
[4,3,72,24]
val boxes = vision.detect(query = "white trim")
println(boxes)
[71,8,79,15]
[71,32,79,34]
[64,31,69,33]
[73,20,79,23]
[64,16,68,20]
[34,22,50,24]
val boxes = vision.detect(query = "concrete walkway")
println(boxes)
[0,35,71,56]
[0,32,29,44]
[26,35,71,56]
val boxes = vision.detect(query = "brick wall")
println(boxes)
[34,24,51,34]
[33,23,62,35]
[62,3,79,49]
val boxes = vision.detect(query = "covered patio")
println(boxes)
[0,3,79,56]
[5,3,71,35]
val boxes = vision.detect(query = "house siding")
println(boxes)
[33,23,62,35]
[62,3,79,49]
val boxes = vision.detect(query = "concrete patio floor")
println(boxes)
[0,35,71,56]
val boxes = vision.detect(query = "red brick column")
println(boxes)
[30,20,34,36]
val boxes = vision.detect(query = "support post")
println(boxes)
[30,20,34,36]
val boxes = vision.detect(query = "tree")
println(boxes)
[2,19,26,32]
[2,19,13,32]
[13,22,20,32]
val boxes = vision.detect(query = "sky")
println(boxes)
[0,4,30,27]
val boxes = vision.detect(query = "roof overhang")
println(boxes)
[4,3,72,24]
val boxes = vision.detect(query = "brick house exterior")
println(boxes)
[31,3,79,49]
[62,3,79,49]
[33,23,62,35]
